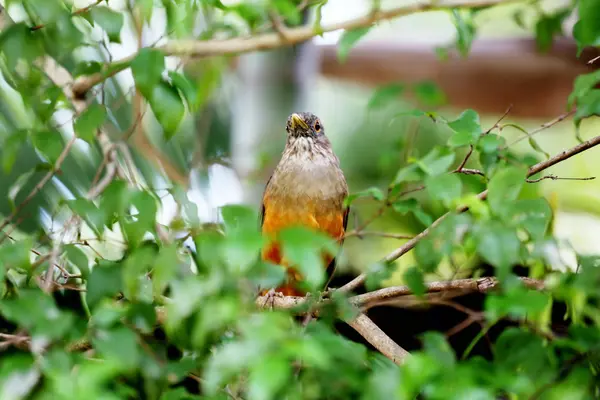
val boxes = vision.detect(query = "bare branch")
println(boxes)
[71,0,516,97]
[255,276,545,311]
[350,277,544,309]
[346,313,410,365]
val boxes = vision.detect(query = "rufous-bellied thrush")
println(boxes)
[259,112,349,296]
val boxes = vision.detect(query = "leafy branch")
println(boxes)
[71,0,516,97]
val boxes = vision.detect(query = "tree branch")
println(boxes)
[255,276,545,310]
[71,0,515,97]
[338,132,600,293]
[346,313,410,365]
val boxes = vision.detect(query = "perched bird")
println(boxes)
[260,112,349,296]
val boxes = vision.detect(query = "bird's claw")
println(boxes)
[262,288,284,310]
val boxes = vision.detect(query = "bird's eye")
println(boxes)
[314,121,321,132]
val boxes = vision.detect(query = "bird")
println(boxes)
[259,112,349,297]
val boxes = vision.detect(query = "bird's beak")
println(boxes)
[290,113,309,130]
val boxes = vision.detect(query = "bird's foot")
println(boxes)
[261,288,284,310]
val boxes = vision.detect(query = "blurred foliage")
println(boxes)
[0,0,600,399]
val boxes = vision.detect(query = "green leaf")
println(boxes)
[31,130,63,164]
[414,237,443,272]
[416,147,456,176]
[89,6,124,43]
[247,356,291,400]
[573,0,600,50]
[64,244,90,278]
[367,83,404,109]
[221,205,259,234]
[24,0,65,24]
[344,187,385,206]
[413,81,446,107]
[392,198,433,226]
[279,227,337,290]
[86,261,123,310]
[575,89,600,125]
[0,238,33,274]
[502,198,552,240]
[148,80,185,139]
[0,23,43,69]
[92,326,141,370]
[403,266,426,297]
[487,166,527,213]
[337,27,371,63]
[421,332,455,366]
[74,104,106,143]
[8,169,36,210]
[122,245,156,301]
[2,131,27,174]
[447,109,481,147]
[535,12,566,52]
[126,302,156,334]
[68,198,106,237]
[163,0,197,38]
[392,163,422,185]
[131,48,165,97]
[475,222,521,273]
[152,244,179,297]
[477,133,505,154]
[135,0,154,22]
[0,289,74,340]
[452,9,475,57]
[272,0,301,25]
[568,70,600,107]
[168,71,199,111]
[425,173,462,207]
[487,287,551,322]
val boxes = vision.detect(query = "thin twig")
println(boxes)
[454,168,485,176]
[454,145,474,173]
[587,55,600,65]
[504,110,575,148]
[526,175,595,183]
[71,0,515,97]
[344,231,414,240]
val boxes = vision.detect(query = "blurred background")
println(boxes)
[2,0,599,282]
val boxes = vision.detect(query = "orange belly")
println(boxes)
[260,200,345,296]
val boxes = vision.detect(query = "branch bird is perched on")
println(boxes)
[260,112,349,297]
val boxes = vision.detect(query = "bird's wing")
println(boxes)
[324,205,350,287]
[259,175,272,229]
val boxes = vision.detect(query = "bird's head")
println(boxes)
[285,112,324,139]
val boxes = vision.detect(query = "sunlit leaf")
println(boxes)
[148,80,185,139]
[131,48,165,98]
[425,173,462,207]
[487,165,527,213]
[74,104,106,143]
[89,6,124,43]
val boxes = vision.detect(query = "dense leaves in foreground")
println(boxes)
[1,0,600,399]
